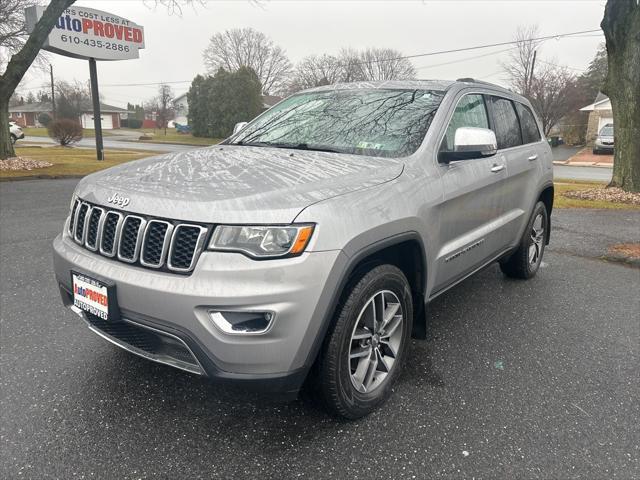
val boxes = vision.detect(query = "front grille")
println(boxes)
[83,313,203,374]
[69,198,208,274]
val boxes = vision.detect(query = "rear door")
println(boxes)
[432,93,509,292]
[486,96,544,244]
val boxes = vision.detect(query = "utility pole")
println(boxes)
[527,50,537,96]
[50,64,56,119]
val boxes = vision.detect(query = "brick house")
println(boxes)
[9,101,128,129]
[580,93,613,143]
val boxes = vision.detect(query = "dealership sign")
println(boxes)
[25,6,145,60]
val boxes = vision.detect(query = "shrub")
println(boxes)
[47,119,83,146]
[38,113,52,127]
[121,118,142,129]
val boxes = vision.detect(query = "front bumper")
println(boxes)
[53,231,346,393]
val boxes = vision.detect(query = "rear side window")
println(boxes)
[515,102,541,144]
[440,94,489,152]
[488,96,522,149]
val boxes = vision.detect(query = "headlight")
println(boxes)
[209,224,314,258]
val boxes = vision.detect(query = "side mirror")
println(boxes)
[233,122,248,135]
[439,127,497,163]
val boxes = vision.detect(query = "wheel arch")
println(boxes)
[537,183,553,245]
[303,232,429,376]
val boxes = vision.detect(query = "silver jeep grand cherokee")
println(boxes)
[53,79,553,418]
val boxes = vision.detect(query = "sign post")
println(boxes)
[25,6,145,161]
[88,58,104,160]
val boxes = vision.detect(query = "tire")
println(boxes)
[593,148,599,155]
[500,201,548,279]
[316,264,413,419]
[10,134,17,145]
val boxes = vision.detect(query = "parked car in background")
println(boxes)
[9,121,24,144]
[175,123,191,134]
[593,123,614,154]
[53,79,553,419]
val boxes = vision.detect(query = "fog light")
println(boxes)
[209,311,274,335]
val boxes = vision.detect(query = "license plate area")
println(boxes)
[71,271,120,321]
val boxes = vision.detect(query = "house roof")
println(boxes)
[174,92,188,103]
[9,101,129,114]
[262,95,282,108]
[580,94,611,112]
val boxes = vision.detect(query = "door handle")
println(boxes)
[528,154,539,161]
[490,164,505,173]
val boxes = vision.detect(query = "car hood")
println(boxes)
[75,145,404,224]
[598,135,614,142]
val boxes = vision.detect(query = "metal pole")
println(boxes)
[50,64,56,119]
[88,58,104,161]
[527,50,537,96]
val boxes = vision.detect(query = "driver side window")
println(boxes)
[440,94,489,152]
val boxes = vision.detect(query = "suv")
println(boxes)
[9,121,24,144]
[593,123,614,154]
[53,80,553,418]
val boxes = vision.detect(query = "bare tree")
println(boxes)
[528,64,579,136]
[502,25,543,96]
[147,84,175,134]
[352,47,417,81]
[56,79,90,120]
[288,54,343,92]
[0,0,49,72]
[203,28,292,95]
[601,0,640,192]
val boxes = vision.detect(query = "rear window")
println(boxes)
[488,96,523,149]
[515,103,541,144]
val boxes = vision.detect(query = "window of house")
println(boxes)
[515,102,541,144]
[440,94,489,152]
[488,96,523,149]
[15,112,22,118]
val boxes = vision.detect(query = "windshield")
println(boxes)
[600,126,614,136]
[228,88,445,158]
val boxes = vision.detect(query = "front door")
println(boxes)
[432,93,509,293]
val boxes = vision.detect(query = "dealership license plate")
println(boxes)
[72,272,111,320]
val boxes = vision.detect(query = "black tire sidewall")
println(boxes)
[328,265,413,418]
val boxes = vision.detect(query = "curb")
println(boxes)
[0,174,85,182]
[553,161,613,168]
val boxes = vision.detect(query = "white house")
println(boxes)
[580,93,613,142]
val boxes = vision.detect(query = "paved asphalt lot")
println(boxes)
[1,179,638,479]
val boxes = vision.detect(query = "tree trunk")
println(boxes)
[0,97,13,160]
[0,0,76,160]
[601,0,640,192]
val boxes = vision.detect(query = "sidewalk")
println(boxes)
[553,147,613,168]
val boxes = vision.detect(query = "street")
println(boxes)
[1,179,638,479]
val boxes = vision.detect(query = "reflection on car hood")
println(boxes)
[75,145,404,224]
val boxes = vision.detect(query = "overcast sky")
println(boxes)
[18,0,606,108]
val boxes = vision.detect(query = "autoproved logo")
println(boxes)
[106,193,130,208]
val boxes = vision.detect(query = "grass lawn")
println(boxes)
[1,146,159,180]
[554,179,639,210]
[121,128,221,146]
[23,127,113,138]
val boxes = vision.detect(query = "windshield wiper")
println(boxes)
[234,141,343,154]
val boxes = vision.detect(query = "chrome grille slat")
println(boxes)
[167,224,208,273]
[68,199,206,274]
[117,215,147,263]
[85,207,104,251]
[74,203,90,243]
[140,220,174,268]
[99,211,124,257]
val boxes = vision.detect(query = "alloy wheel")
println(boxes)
[529,212,545,266]
[348,290,404,393]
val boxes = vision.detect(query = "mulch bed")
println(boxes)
[0,156,53,171]
[564,186,640,206]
